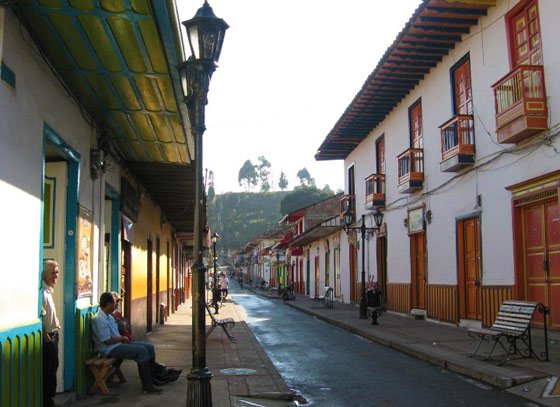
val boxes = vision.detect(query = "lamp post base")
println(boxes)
[186,369,212,407]
[212,288,221,314]
[359,296,368,319]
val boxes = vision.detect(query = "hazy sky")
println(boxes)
[178,0,421,193]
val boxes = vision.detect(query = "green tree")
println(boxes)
[278,171,289,191]
[280,186,333,215]
[296,167,315,187]
[207,191,289,250]
[257,156,272,192]
[207,170,216,201]
[238,160,258,191]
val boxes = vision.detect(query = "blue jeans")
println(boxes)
[108,341,155,363]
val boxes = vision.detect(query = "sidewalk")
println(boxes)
[65,296,294,407]
[252,287,560,406]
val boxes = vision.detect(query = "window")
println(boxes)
[409,101,422,148]
[376,136,385,175]
[452,57,472,115]
[508,0,542,67]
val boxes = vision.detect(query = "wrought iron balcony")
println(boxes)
[493,65,548,144]
[439,114,475,172]
[339,194,355,223]
[365,174,385,209]
[397,148,423,194]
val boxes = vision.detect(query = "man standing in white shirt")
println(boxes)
[42,260,61,407]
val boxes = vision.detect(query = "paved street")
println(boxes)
[234,288,534,407]
[62,283,560,406]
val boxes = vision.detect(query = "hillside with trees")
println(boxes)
[208,186,336,250]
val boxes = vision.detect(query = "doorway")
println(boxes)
[155,238,160,324]
[147,239,153,332]
[350,244,358,302]
[43,125,79,391]
[410,232,426,309]
[458,216,482,321]
[376,236,388,309]
[521,199,560,328]
[314,256,320,297]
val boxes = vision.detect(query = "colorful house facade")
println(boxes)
[0,1,196,404]
[316,0,560,328]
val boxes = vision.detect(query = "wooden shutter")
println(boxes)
[410,103,422,148]
[453,59,472,115]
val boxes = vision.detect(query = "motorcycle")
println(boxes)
[280,282,295,301]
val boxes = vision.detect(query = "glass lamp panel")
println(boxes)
[188,25,200,59]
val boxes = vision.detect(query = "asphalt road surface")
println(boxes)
[231,288,538,407]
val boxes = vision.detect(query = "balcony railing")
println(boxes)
[339,194,355,223]
[493,65,548,144]
[365,174,385,208]
[439,114,475,172]
[397,148,423,193]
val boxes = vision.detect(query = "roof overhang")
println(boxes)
[315,0,495,161]
[14,0,197,234]
[290,216,342,247]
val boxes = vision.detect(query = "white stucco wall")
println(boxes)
[0,9,121,329]
[342,0,560,289]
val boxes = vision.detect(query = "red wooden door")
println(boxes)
[314,256,320,297]
[463,218,482,320]
[410,103,423,148]
[411,233,426,309]
[509,0,542,67]
[523,199,560,328]
[453,59,472,115]
[350,244,358,302]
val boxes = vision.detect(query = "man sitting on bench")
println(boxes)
[92,292,181,394]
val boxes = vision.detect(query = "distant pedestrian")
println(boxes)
[42,260,61,407]
[219,273,229,299]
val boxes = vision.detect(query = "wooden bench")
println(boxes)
[205,304,236,342]
[85,356,125,395]
[318,287,334,308]
[467,300,550,365]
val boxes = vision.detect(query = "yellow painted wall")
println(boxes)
[129,192,174,302]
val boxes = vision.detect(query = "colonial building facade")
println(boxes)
[0,2,195,404]
[316,0,560,328]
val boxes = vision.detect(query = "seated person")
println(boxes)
[110,292,133,341]
[92,292,181,394]
[109,292,180,383]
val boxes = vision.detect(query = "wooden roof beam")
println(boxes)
[411,24,470,34]
[425,6,488,16]
[419,15,478,25]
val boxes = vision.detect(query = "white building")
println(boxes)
[0,2,196,402]
[316,0,560,328]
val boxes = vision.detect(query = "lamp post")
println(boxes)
[342,208,384,319]
[178,2,228,406]
[211,232,220,314]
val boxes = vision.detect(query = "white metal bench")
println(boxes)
[318,286,334,308]
[467,300,550,365]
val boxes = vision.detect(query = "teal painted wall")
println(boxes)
[0,322,42,407]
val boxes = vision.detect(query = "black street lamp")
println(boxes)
[211,232,220,314]
[342,208,384,319]
[178,2,228,406]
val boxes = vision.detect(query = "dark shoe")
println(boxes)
[164,369,182,383]
[138,362,163,394]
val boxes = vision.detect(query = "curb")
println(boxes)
[283,301,544,389]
